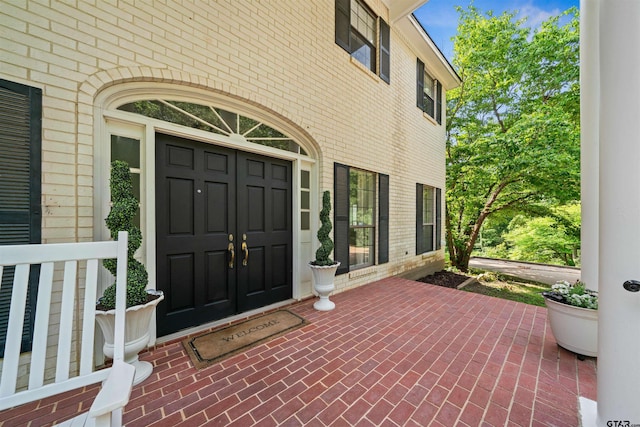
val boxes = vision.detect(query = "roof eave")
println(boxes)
[384,0,429,24]
[394,14,461,90]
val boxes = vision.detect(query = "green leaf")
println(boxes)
[446,6,580,271]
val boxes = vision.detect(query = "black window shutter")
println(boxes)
[436,187,442,250]
[335,0,351,52]
[416,183,424,254]
[0,79,42,356]
[378,174,389,264]
[436,81,443,124]
[379,19,391,84]
[417,59,425,110]
[334,163,350,275]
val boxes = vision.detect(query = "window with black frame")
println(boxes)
[349,169,376,269]
[334,164,389,275]
[335,0,391,83]
[349,0,377,71]
[416,59,443,124]
[416,183,442,254]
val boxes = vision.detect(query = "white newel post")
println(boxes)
[579,0,599,292]
[583,1,640,425]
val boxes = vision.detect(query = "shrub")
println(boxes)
[100,160,149,309]
[312,191,335,266]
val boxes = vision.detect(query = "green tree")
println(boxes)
[490,203,581,266]
[446,6,580,271]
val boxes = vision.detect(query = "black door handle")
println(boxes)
[623,280,640,292]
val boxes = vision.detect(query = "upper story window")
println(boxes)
[417,59,443,124]
[335,0,391,83]
[423,73,436,117]
[350,1,376,70]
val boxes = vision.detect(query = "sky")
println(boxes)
[413,0,579,63]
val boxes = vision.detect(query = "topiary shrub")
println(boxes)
[312,191,336,266]
[99,160,149,310]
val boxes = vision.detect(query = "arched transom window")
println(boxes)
[118,100,307,155]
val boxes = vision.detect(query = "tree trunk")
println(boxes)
[447,211,490,272]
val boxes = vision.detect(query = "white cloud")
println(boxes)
[516,4,561,29]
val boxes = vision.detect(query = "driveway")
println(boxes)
[469,257,581,286]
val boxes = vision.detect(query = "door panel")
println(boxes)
[168,254,194,311]
[156,134,237,336]
[156,133,292,336]
[247,186,265,231]
[272,189,287,230]
[272,244,288,289]
[237,152,293,312]
[247,246,266,294]
[205,250,230,302]
[168,178,194,234]
[205,182,227,232]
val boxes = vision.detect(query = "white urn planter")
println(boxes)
[96,290,164,385]
[309,262,340,311]
[544,297,598,357]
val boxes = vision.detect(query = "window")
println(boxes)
[118,100,307,156]
[423,73,436,117]
[0,79,42,356]
[300,170,311,230]
[110,135,142,227]
[416,184,442,254]
[349,169,376,269]
[334,164,389,274]
[335,0,391,83]
[417,59,443,124]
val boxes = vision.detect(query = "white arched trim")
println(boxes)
[92,81,319,342]
[95,82,321,160]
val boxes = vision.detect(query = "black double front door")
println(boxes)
[155,134,292,336]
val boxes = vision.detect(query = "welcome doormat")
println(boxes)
[183,310,307,369]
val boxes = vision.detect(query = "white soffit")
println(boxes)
[395,14,461,90]
[383,0,428,24]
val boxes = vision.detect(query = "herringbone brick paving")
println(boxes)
[0,277,597,426]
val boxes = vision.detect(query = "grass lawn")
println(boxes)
[462,271,551,307]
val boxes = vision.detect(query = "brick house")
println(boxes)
[0,0,459,379]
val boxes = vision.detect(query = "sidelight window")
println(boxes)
[110,135,142,227]
[300,170,311,231]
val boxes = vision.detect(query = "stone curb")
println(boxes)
[457,276,478,290]
[470,257,580,271]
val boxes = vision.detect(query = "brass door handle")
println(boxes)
[228,242,235,268]
[241,242,248,266]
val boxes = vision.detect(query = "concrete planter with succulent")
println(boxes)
[95,160,164,384]
[308,191,340,311]
[542,280,598,358]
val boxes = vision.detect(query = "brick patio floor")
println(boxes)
[1,277,597,426]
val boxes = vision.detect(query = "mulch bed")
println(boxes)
[417,270,471,289]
